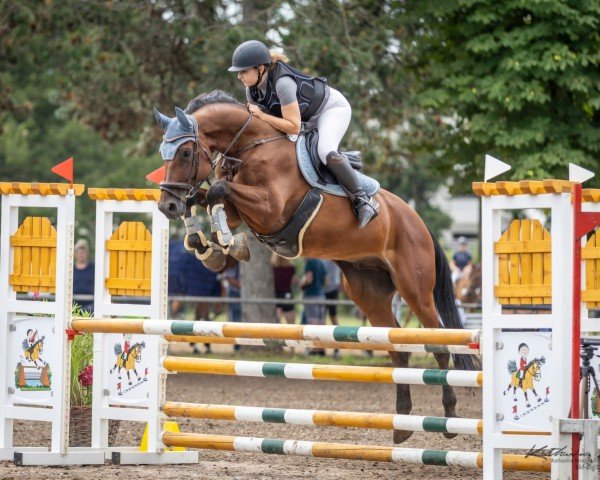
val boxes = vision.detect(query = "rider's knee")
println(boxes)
[325,150,344,166]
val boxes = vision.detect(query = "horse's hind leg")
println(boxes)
[336,261,414,443]
[385,251,459,439]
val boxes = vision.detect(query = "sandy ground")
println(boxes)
[1,346,550,480]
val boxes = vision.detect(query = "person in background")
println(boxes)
[168,239,187,320]
[222,261,241,352]
[322,259,341,357]
[301,258,326,355]
[272,253,297,324]
[322,260,341,326]
[450,236,473,285]
[73,239,95,314]
[182,251,222,354]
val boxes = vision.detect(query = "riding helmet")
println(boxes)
[228,40,271,72]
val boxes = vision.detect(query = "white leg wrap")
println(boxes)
[210,203,234,248]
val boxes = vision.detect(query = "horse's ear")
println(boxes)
[175,107,191,129]
[153,107,171,131]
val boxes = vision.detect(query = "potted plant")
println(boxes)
[69,304,95,446]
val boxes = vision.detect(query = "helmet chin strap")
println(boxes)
[253,65,268,88]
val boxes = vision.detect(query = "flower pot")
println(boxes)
[69,405,121,447]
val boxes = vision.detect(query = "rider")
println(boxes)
[228,40,379,228]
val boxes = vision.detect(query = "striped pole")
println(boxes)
[71,318,480,347]
[161,432,551,472]
[162,402,483,435]
[161,357,483,387]
[164,335,480,355]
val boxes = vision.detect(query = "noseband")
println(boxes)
[160,112,286,206]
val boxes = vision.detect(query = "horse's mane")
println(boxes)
[185,90,242,114]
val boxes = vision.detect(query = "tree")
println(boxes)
[399,0,600,189]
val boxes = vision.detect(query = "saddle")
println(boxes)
[253,132,380,259]
[297,132,380,197]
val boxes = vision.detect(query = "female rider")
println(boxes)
[228,40,378,228]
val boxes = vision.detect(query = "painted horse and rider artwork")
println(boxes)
[153,40,479,443]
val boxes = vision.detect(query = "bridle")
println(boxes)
[159,112,286,207]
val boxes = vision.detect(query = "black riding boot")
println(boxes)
[326,151,379,228]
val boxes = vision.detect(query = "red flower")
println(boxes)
[78,365,93,387]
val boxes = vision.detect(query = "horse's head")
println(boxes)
[154,107,213,219]
[455,264,482,304]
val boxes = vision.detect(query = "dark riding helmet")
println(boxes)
[228,40,271,72]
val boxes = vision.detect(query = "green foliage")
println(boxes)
[70,305,93,406]
[5,0,596,239]
[400,0,600,189]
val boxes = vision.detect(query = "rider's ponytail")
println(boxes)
[269,51,289,65]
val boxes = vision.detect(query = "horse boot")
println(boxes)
[325,151,379,228]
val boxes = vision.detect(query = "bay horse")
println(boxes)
[455,264,482,305]
[154,90,478,444]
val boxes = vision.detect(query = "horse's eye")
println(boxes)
[183,150,191,158]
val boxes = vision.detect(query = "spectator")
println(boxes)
[272,253,297,324]
[451,236,473,284]
[322,260,341,326]
[181,250,222,354]
[222,261,241,352]
[322,259,341,358]
[73,239,95,313]
[168,239,188,320]
[301,258,326,355]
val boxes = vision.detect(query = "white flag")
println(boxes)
[484,154,512,181]
[568,163,595,183]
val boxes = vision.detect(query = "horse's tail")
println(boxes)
[430,230,480,371]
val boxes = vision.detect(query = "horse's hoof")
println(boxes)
[443,432,458,439]
[393,430,413,444]
[198,249,227,271]
[230,233,250,262]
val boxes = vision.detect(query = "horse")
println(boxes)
[455,264,482,305]
[24,337,45,367]
[153,90,478,444]
[110,342,145,385]
[504,357,546,409]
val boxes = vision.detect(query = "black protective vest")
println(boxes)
[249,62,327,122]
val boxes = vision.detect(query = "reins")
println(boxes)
[160,112,287,207]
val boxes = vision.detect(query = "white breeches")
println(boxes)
[316,88,352,164]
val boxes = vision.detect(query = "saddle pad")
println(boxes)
[296,135,380,198]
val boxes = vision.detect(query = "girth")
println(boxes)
[254,187,323,259]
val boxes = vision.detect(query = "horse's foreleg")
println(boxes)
[205,180,250,264]
[181,202,226,271]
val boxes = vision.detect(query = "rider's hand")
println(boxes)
[247,103,264,119]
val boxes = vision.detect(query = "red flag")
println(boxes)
[51,157,74,183]
[146,166,166,185]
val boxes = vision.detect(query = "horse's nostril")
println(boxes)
[168,203,177,212]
